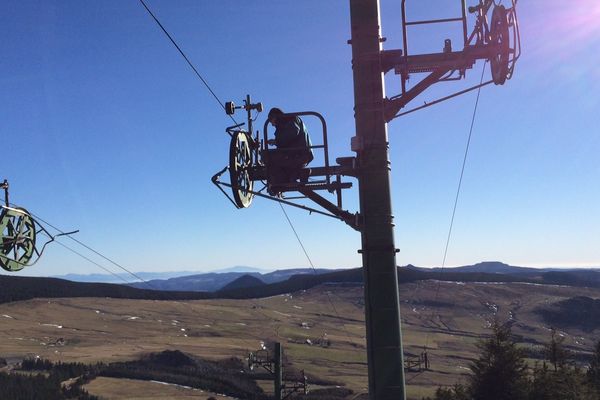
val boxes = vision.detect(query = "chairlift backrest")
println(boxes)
[263,111,331,186]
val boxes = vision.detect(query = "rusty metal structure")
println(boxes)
[214,1,520,399]
[212,95,359,229]
[0,179,78,272]
[248,343,308,400]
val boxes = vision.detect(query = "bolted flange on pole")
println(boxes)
[348,0,406,399]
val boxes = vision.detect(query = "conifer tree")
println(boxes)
[545,328,570,372]
[530,332,595,400]
[429,383,469,400]
[467,321,529,400]
[586,339,600,396]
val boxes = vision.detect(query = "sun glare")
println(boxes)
[536,1,600,53]
[526,1,600,81]
[559,2,600,44]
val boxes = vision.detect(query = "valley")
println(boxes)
[2,280,600,399]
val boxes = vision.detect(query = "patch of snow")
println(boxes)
[149,381,199,391]
[127,316,140,320]
[274,311,291,317]
[41,324,63,329]
[236,322,247,326]
[2,314,13,319]
[293,305,303,309]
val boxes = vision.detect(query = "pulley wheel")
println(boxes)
[229,131,254,208]
[0,207,37,272]
[489,5,510,85]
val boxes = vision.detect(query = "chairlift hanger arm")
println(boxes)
[392,78,493,119]
[384,67,449,122]
[298,188,359,231]
[212,173,354,224]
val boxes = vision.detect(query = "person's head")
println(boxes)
[268,107,284,126]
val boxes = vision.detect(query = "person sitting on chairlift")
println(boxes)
[265,107,314,195]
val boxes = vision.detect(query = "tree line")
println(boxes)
[425,323,600,400]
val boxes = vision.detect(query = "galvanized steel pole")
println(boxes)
[274,342,283,400]
[348,1,406,399]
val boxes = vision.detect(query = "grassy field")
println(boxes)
[1,281,600,399]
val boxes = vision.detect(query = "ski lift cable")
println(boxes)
[138,0,238,125]
[278,203,361,349]
[20,206,156,290]
[139,0,360,352]
[414,61,488,390]
[47,235,135,286]
[40,228,270,352]
[440,61,488,274]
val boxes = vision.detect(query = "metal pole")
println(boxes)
[348,1,406,399]
[274,342,282,400]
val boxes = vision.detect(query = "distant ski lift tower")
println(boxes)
[348,0,520,399]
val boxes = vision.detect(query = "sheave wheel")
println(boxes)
[489,5,510,85]
[0,207,36,271]
[229,131,254,208]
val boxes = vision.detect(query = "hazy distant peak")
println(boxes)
[210,266,268,273]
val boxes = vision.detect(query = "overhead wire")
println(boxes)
[24,208,156,289]
[30,207,270,352]
[138,0,359,355]
[277,203,361,350]
[48,235,133,286]
[138,0,238,126]
[137,0,312,355]
[414,61,488,393]
[136,3,305,347]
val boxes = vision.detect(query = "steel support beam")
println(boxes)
[349,1,406,399]
[275,342,282,400]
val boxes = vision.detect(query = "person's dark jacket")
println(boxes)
[274,116,314,162]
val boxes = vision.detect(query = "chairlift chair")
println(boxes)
[212,96,359,230]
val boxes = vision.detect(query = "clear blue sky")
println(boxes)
[1,1,598,278]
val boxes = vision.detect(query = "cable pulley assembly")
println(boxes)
[382,0,521,120]
[0,179,78,271]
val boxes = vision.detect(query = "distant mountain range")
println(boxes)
[127,268,337,292]
[51,266,268,284]
[54,261,600,291]
[52,261,600,291]
[2,261,600,305]
[408,261,600,275]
